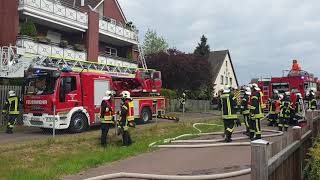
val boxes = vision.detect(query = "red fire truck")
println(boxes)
[258,67,318,108]
[21,57,166,133]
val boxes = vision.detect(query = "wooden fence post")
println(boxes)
[251,139,270,180]
[292,126,302,180]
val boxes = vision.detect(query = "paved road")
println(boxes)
[63,120,287,180]
[0,112,217,145]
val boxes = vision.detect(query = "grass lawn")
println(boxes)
[0,118,222,180]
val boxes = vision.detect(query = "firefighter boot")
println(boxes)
[254,134,261,140]
[224,132,232,143]
[122,131,130,146]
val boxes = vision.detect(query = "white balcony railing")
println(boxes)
[16,37,138,69]
[98,55,138,69]
[19,0,88,28]
[16,37,87,61]
[99,18,139,44]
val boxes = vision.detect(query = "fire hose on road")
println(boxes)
[86,114,284,180]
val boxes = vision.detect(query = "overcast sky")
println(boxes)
[118,0,320,85]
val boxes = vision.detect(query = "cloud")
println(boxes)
[118,0,320,84]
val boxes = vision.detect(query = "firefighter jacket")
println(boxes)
[259,91,266,109]
[279,97,293,118]
[221,93,238,120]
[100,99,114,124]
[250,92,264,119]
[119,98,135,125]
[308,94,317,110]
[268,95,278,114]
[240,94,250,115]
[2,96,21,115]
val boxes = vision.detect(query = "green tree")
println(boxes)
[20,20,37,37]
[143,29,168,55]
[194,35,210,58]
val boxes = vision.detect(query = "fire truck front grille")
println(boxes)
[30,120,44,126]
[29,105,45,112]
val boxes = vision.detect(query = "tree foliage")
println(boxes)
[20,20,37,37]
[194,35,210,59]
[146,49,212,99]
[143,29,168,55]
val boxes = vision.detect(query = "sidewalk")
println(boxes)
[63,122,285,180]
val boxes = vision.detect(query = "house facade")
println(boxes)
[208,50,239,97]
[0,0,139,68]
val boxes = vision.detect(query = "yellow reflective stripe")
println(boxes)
[8,97,19,114]
[226,127,234,132]
[243,110,250,114]
[129,102,134,108]
[255,119,261,134]
[127,116,135,121]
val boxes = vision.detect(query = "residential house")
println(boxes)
[0,0,139,68]
[207,50,239,97]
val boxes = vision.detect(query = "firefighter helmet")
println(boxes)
[285,91,291,96]
[8,90,16,97]
[104,90,112,100]
[296,93,302,98]
[273,90,279,94]
[279,94,284,100]
[121,91,131,99]
[223,88,231,94]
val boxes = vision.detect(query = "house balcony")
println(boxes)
[16,36,138,68]
[18,0,88,32]
[99,17,139,45]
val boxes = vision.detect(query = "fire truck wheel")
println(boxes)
[69,113,88,133]
[139,107,152,124]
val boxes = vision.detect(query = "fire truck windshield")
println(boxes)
[272,83,289,94]
[24,75,58,95]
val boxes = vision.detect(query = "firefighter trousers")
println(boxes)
[243,114,250,133]
[223,119,235,142]
[6,115,18,134]
[250,118,261,139]
[268,114,278,126]
[119,118,132,146]
[278,118,289,131]
[101,123,112,146]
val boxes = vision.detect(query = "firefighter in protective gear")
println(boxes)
[2,90,21,134]
[279,92,293,131]
[292,93,303,125]
[117,91,135,146]
[221,88,240,143]
[100,90,114,147]
[268,90,279,127]
[249,87,264,140]
[307,90,317,110]
[241,87,251,136]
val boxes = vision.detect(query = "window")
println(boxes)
[229,78,232,85]
[59,76,77,102]
[225,76,228,85]
[105,46,117,56]
[220,75,224,85]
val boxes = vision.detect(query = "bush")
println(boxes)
[20,20,37,37]
[308,141,320,179]
[161,89,177,100]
